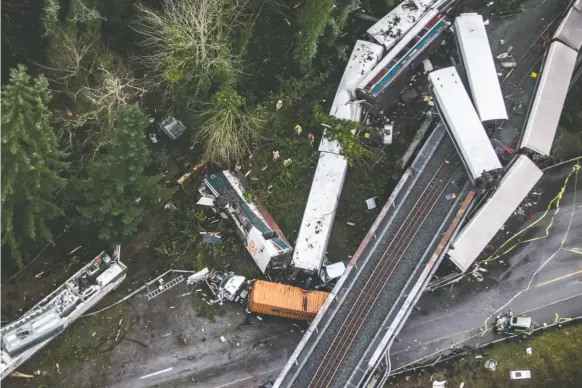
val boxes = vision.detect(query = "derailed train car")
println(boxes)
[203,272,330,321]
[197,171,293,276]
[248,280,329,321]
[428,67,503,191]
[519,1,582,158]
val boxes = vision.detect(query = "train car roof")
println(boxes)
[520,41,577,157]
[429,67,502,180]
[454,13,508,121]
[359,9,440,94]
[322,40,384,155]
[448,155,543,272]
[367,0,437,49]
[292,152,348,273]
[553,5,582,51]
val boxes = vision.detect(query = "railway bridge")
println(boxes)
[274,125,475,388]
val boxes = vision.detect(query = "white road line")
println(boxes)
[210,367,282,388]
[140,367,173,379]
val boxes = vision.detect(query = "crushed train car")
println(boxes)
[197,171,293,276]
[248,280,329,321]
[0,247,127,380]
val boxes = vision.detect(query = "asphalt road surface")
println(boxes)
[389,161,582,373]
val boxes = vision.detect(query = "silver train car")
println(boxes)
[429,67,503,191]
[447,155,543,272]
[519,1,582,157]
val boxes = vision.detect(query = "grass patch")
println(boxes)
[391,323,582,388]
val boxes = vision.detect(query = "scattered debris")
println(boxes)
[202,233,222,245]
[526,347,532,355]
[220,336,226,343]
[531,72,538,79]
[446,193,457,200]
[366,197,378,210]
[433,380,446,388]
[346,222,356,226]
[459,382,465,388]
[35,272,45,279]
[9,371,34,378]
[283,158,293,167]
[475,355,483,359]
[497,53,517,68]
[423,59,433,73]
[149,133,158,144]
[401,88,419,102]
[382,123,394,145]
[500,39,505,45]
[276,100,283,112]
[272,151,280,161]
[484,359,497,370]
[177,172,192,185]
[158,116,186,140]
[307,133,315,145]
[294,124,302,135]
[512,100,526,116]
[68,246,82,255]
[164,203,178,211]
[510,370,531,380]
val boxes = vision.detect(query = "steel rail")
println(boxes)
[307,148,461,388]
[501,5,568,97]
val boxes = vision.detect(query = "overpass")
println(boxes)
[274,124,475,388]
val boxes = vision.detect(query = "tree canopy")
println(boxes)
[1,65,70,267]
[75,104,170,242]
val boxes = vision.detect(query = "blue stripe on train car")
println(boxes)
[370,18,448,97]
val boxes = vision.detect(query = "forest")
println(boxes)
[2,0,402,274]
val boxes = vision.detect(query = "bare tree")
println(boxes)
[41,0,147,167]
[133,0,250,103]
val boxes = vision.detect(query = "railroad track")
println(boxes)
[306,147,461,388]
[501,5,568,98]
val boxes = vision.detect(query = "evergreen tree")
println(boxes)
[76,104,168,242]
[1,65,69,267]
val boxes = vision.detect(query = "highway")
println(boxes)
[389,161,582,373]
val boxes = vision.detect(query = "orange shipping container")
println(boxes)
[248,280,330,321]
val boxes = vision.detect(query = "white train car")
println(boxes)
[326,40,384,125]
[292,153,349,276]
[552,2,582,51]
[429,67,502,191]
[448,155,543,272]
[358,9,449,102]
[454,13,507,122]
[1,248,127,379]
[367,0,438,49]
[292,41,384,278]
[519,41,578,157]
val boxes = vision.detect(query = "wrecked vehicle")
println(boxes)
[495,310,533,336]
[157,116,186,140]
[201,270,329,321]
[197,171,293,276]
